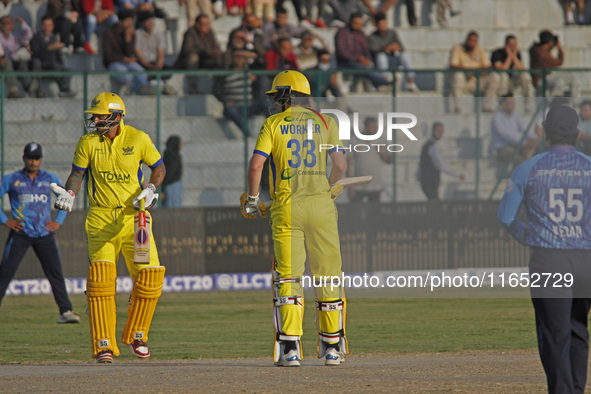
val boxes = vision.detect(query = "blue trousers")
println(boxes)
[0,231,72,314]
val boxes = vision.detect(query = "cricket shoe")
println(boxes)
[325,347,345,366]
[96,350,114,363]
[128,340,150,359]
[57,310,80,324]
[275,349,300,367]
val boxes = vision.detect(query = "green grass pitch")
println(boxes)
[0,291,537,363]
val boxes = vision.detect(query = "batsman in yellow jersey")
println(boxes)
[242,70,348,367]
[53,92,166,363]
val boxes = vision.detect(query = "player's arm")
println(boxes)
[240,153,268,218]
[133,161,166,210]
[0,175,23,231]
[52,167,86,212]
[48,173,67,231]
[147,162,166,189]
[247,153,266,197]
[497,159,537,243]
[64,167,86,196]
[328,150,346,186]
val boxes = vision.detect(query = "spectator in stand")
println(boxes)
[329,0,372,27]
[418,122,465,200]
[223,29,265,70]
[135,10,176,95]
[435,0,460,27]
[491,34,534,112]
[174,14,222,94]
[307,49,344,98]
[30,16,76,98]
[215,52,266,136]
[227,15,266,69]
[577,100,591,155]
[103,9,155,95]
[529,30,564,97]
[120,0,168,25]
[303,0,328,28]
[0,40,21,98]
[449,30,500,113]
[0,16,33,96]
[376,0,418,27]
[265,37,300,70]
[562,0,585,25]
[491,94,538,171]
[229,14,265,50]
[227,0,247,16]
[262,6,309,50]
[45,0,84,53]
[252,0,275,23]
[335,12,389,92]
[162,135,183,208]
[80,0,118,54]
[368,12,418,92]
[180,0,213,28]
[275,0,305,24]
[294,31,326,70]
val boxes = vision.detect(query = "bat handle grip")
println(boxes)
[139,198,145,211]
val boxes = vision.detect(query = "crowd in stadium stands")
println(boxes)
[0,0,577,100]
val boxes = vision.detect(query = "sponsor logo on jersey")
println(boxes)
[19,194,49,204]
[123,146,135,155]
[284,116,293,122]
[281,169,295,180]
[99,171,131,183]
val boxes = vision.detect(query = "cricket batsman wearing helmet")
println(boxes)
[242,70,349,366]
[54,92,166,363]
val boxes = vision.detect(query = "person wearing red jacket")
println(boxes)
[80,0,118,54]
[264,37,299,71]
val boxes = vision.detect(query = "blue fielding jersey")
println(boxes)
[498,145,591,249]
[0,169,67,238]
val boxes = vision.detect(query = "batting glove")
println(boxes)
[240,193,268,219]
[50,182,75,212]
[133,183,159,210]
[330,183,344,200]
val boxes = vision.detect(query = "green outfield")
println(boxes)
[0,291,537,363]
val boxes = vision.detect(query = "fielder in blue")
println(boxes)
[0,143,80,323]
[498,106,591,394]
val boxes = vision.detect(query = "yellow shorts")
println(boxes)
[271,196,342,299]
[86,206,160,280]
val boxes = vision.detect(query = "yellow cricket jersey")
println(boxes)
[72,120,163,209]
[254,106,344,206]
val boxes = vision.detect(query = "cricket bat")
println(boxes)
[134,198,150,264]
[263,176,373,208]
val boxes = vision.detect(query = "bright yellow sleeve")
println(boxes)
[254,118,274,158]
[72,136,90,171]
[142,133,163,167]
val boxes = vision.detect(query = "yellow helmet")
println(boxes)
[84,92,125,134]
[265,70,311,96]
[84,92,126,116]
